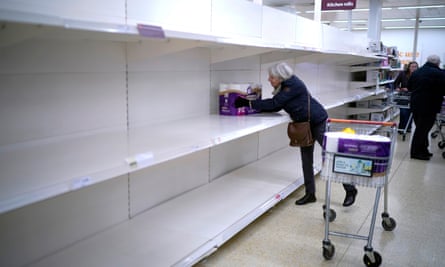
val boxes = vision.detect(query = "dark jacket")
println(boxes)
[394,70,410,89]
[393,70,412,105]
[251,75,328,125]
[407,62,445,115]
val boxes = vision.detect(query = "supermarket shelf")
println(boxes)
[0,114,290,214]
[30,146,322,267]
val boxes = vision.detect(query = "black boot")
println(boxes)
[343,188,358,207]
[295,193,316,205]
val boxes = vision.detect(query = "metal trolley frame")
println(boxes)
[431,97,445,158]
[389,91,412,141]
[321,119,397,267]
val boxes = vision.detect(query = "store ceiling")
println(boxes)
[261,0,445,30]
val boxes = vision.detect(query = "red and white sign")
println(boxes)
[321,0,356,10]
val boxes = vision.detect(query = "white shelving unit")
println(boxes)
[345,51,401,122]
[0,1,387,266]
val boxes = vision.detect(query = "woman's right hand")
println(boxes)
[234,97,250,108]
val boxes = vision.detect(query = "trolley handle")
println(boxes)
[327,118,397,127]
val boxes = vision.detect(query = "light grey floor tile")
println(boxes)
[196,132,445,267]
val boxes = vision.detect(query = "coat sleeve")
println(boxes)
[393,72,402,88]
[251,83,304,112]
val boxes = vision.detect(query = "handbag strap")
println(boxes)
[307,92,311,122]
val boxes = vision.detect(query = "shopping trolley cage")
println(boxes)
[431,113,445,157]
[321,118,397,267]
[431,97,445,158]
[389,91,412,140]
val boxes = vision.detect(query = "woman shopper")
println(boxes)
[234,62,357,206]
[393,61,418,133]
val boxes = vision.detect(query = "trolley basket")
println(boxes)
[321,118,397,267]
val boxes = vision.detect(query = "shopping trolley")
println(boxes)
[321,118,397,267]
[430,97,445,158]
[390,91,412,141]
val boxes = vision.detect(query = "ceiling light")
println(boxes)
[381,19,407,22]
[331,20,367,23]
[384,25,445,29]
[397,5,445,10]
[411,17,445,21]
[305,10,339,13]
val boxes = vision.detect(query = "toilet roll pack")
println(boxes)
[323,132,391,177]
[219,83,262,116]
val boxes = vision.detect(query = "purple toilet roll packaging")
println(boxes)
[337,137,391,176]
[219,83,262,116]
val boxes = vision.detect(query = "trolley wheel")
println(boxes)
[402,134,406,141]
[382,216,396,231]
[438,141,445,149]
[323,209,337,222]
[363,251,382,267]
[322,242,335,260]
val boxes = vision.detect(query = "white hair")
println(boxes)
[427,54,441,66]
[268,62,294,81]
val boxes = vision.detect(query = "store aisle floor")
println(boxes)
[196,133,445,267]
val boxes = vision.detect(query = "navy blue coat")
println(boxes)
[408,62,445,115]
[251,75,328,125]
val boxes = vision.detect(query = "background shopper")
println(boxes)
[235,62,357,206]
[393,61,418,132]
[407,55,445,160]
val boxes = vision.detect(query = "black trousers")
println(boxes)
[300,120,356,194]
[411,112,436,156]
[399,107,412,130]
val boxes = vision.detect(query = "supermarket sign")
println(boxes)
[322,0,356,10]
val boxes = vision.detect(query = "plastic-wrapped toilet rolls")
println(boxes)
[323,132,391,176]
[324,132,391,157]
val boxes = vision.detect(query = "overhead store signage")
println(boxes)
[321,0,356,10]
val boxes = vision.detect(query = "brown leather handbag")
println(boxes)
[287,93,314,147]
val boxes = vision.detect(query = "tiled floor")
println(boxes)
[196,131,445,267]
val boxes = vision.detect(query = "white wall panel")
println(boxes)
[258,123,288,158]
[129,150,209,217]
[0,175,128,267]
[210,134,258,181]
[262,6,297,44]
[294,62,320,94]
[313,64,350,96]
[295,16,322,49]
[0,0,125,24]
[322,25,368,54]
[292,62,350,108]
[127,71,210,125]
[127,47,210,126]
[212,0,262,38]
[0,39,127,145]
[127,44,210,72]
[0,73,127,145]
[211,55,261,71]
[127,0,212,34]
[0,39,126,74]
